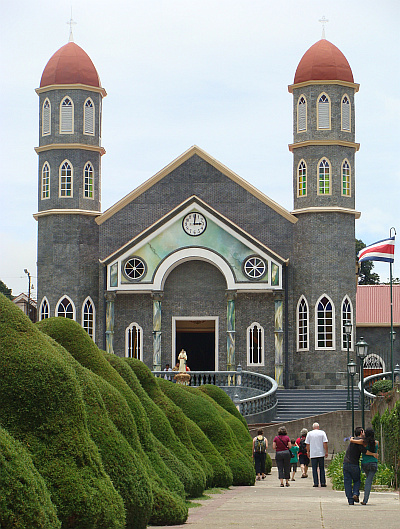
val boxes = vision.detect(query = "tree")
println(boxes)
[0,279,12,299]
[356,239,380,285]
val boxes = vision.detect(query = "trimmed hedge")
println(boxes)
[371,379,393,395]
[37,316,188,525]
[107,354,206,497]
[198,384,248,428]
[0,294,126,529]
[158,379,255,485]
[0,426,61,529]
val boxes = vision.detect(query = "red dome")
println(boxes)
[294,39,354,84]
[40,42,101,88]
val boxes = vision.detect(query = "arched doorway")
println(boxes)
[173,317,218,371]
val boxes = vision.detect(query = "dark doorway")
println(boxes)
[175,320,216,371]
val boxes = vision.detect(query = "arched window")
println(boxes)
[42,98,51,135]
[364,354,385,376]
[126,323,143,359]
[84,162,94,198]
[318,158,331,195]
[60,97,73,133]
[317,93,330,129]
[297,96,307,132]
[297,160,307,197]
[56,296,75,319]
[39,297,49,320]
[59,160,73,197]
[342,160,351,196]
[41,162,50,199]
[247,322,264,365]
[297,296,309,351]
[84,98,95,135]
[341,95,351,131]
[316,295,335,349]
[82,297,95,340]
[341,296,353,350]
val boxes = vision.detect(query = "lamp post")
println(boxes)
[24,269,31,321]
[394,363,400,385]
[348,359,357,436]
[390,330,396,387]
[356,337,369,431]
[344,320,352,410]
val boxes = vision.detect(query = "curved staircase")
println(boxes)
[273,389,348,422]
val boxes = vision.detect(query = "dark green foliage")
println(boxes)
[37,316,188,525]
[373,402,400,485]
[371,379,393,395]
[107,355,206,498]
[0,294,126,529]
[158,379,255,485]
[0,426,61,529]
[198,384,248,428]
[0,279,12,299]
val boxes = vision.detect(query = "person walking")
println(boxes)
[272,426,292,487]
[252,429,268,481]
[349,427,379,505]
[296,428,309,478]
[290,439,299,481]
[305,422,328,487]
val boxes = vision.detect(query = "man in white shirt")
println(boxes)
[305,422,328,487]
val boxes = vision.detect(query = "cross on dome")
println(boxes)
[318,15,329,39]
[67,9,77,42]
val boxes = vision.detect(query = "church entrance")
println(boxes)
[173,318,217,371]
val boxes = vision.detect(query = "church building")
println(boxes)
[35,37,360,388]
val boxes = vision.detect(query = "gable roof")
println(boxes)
[356,285,400,326]
[96,145,297,225]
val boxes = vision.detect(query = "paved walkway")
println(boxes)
[152,469,399,529]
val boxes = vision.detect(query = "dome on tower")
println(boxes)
[40,42,102,88]
[293,39,354,85]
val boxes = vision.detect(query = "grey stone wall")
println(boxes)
[356,326,400,373]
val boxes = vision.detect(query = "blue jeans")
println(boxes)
[362,461,378,504]
[311,457,326,486]
[343,462,360,503]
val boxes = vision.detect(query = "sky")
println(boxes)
[1,0,399,299]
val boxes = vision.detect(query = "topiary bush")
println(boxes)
[37,316,188,525]
[0,426,61,529]
[371,379,393,395]
[198,384,248,428]
[0,294,126,529]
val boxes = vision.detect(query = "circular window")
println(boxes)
[243,256,267,280]
[123,257,147,281]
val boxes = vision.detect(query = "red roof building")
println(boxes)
[356,285,400,327]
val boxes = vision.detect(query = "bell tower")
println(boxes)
[288,38,360,388]
[35,40,106,339]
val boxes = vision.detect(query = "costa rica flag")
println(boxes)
[357,237,395,263]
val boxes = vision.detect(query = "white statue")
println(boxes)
[178,349,187,372]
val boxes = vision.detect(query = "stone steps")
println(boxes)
[273,389,349,422]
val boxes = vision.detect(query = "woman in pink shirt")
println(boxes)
[272,426,292,487]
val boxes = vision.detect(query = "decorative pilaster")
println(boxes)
[226,290,237,371]
[152,292,163,370]
[274,299,284,387]
[104,291,116,355]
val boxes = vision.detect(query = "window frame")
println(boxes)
[42,98,51,136]
[60,96,74,134]
[55,295,76,320]
[317,92,331,130]
[297,159,307,197]
[317,158,331,195]
[125,322,143,360]
[82,296,95,341]
[341,94,351,132]
[297,296,309,352]
[84,97,95,135]
[39,297,50,320]
[59,160,73,198]
[247,322,265,366]
[84,162,94,199]
[41,162,50,200]
[341,296,353,351]
[341,159,351,196]
[297,95,307,133]
[315,294,335,350]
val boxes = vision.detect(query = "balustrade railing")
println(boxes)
[152,369,278,420]
[358,371,393,409]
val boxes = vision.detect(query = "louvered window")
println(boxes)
[318,159,330,194]
[316,296,334,349]
[84,162,94,198]
[317,94,330,129]
[60,97,73,133]
[298,96,307,132]
[297,296,308,351]
[342,160,351,196]
[342,95,350,131]
[247,323,264,365]
[60,161,73,197]
[41,162,50,199]
[42,99,51,135]
[298,160,307,196]
[84,98,95,135]
[126,323,142,359]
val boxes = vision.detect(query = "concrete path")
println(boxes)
[151,468,399,529]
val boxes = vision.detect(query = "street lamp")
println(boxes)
[344,320,352,410]
[348,359,357,436]
[394,364,400,385]
[390,330,396,387]
[24,269,31,321]
[356,337,369,431]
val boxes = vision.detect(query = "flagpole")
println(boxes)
[390,227,396,387]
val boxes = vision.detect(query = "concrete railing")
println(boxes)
[152,369,278,423]
[358,371,393,408]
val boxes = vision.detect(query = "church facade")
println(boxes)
[35,38,360,388]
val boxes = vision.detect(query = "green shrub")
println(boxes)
[37,316,188,525]
[372,402,400,485]
[158,380,255,485]
[198,385,248,428]
[107,355,206,498]
[0,426,61,529]
[0,294,125,529]
[371,379,393,395]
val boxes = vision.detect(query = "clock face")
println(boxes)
[182,212,207,236]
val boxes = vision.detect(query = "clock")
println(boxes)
[182,212,207,236]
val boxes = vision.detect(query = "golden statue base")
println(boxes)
[174,372,191,385]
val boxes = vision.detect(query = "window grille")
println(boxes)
[247,323,264,365]
[342,95,350,131]
[42,162,50,199]
[56,297,74,319]
[297,297,308,350]
[298,96,307,131]
[40,298,49,320]
[60,97,73,133]
[84,99,95,135]
[342,297,353,350]
[42,99,51,135]
[342,160,351,196]
[83,298,95,339]
[316,296,334,348]
[298,161,307,196]
[318,94,330,129]
[126,323,142,359]
[84,163,94,198]
[318,159,330,194]
[60,161,72,197]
